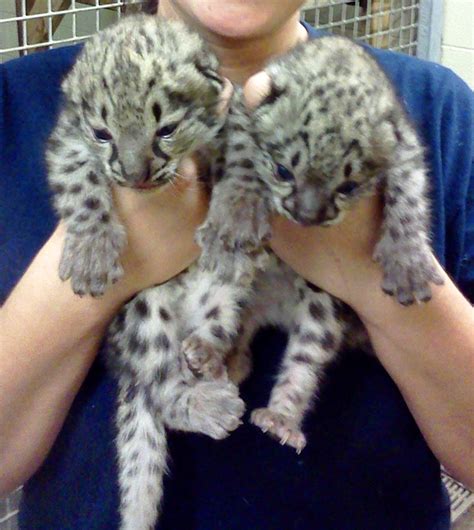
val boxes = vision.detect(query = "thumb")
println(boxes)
[243,71,272,110]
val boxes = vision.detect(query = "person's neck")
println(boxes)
[157,6,307,84]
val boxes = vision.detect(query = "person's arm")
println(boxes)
[0,171,207,495]
[271,197,474,489]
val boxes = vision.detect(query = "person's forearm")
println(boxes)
[353,263,474,488]
[0,226,131,494]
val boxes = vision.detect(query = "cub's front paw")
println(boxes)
[59,226,126,297]
[251,408,306,454]
[196,193,271,273]
[182,335,227,381]
[374,238,444,305]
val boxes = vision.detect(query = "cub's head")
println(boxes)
[249,50,397,226]
[58,15,226,190]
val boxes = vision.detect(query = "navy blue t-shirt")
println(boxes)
[1,22,473,530]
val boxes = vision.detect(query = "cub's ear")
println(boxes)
[244,72,286,111]
[259,79,286,107]
[192,50,225,93]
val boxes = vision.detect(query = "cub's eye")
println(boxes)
[157,123,178,138]
[336,180,359,195]
[275,163,295,183]
[93,128,113,143]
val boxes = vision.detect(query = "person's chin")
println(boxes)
[179,0,298,40]
[196,9,276,39]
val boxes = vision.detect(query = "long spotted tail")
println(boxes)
[116,380,168,530]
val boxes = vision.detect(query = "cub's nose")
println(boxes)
[135,164,152,186]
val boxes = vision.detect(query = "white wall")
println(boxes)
[441,0,474,89]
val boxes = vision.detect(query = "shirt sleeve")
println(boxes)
[440,74,474,302]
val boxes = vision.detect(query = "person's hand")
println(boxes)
[243,72,384,311]
[271,197,384,308]
[111,156,209,297]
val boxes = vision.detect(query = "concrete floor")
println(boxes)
[453,506,474,530]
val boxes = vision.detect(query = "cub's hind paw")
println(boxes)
[251,408,306,454]
[188,381,245,439]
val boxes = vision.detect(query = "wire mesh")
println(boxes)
[301,0,420,55]
[0,0,142,63]
[0,0,421,63]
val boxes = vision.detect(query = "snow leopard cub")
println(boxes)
[195,36,444,450]
[47,15,245,530]
[47,14,226,297]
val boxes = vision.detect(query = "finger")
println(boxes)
[243,71,272,110]
[178,155,200,181]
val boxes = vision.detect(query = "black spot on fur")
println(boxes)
[101,106,108,122]
[70,184,82,194]
[211,325,226,341]
[309,301,326,320]
[292,152,301,168]
[300,131,309,149]
[159,307,171,321]
[386,194,397,206]
[152,102,162,123]
[129,332,148,356]
[135,299,150,318]
[114,310,126,332]
[303,112,312,126]
[155,332,171,351]
[321,331,336,350]
[109,144,118,164]
[87,172,99,185]
[154,364,169,385]
[389,227,400,241]
[100,212,110,224]
[205,306,220,319]
[84,197,101,210]
[63,160,87,173]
